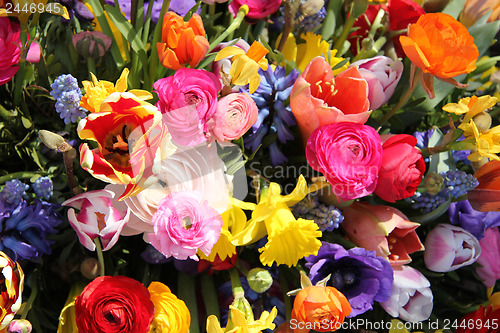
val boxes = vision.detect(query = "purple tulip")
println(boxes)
[424,224,481,272]
[381,265,433,322]
[350,56,403,110]
[305,242,394,318]
[448,199,500,239]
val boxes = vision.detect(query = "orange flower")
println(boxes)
[460,0,500,27]
[400,13,478,79]
[291,286,351,332]
[157,12,209,70]
[148,282,190,333]
[468,160,500,212]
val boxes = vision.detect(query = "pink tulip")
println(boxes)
[62,190,130,251]
[0,17,41,85]
[350,56,404,110]
[476,227,500,287]
[381,265,433,322]
[290,57,371,144]
[424,224,481,272]
[341,203,424,265]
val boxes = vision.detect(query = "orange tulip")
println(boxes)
[468,160,500,212]
[400,13,478,79]
[291,286,351,332]
[157,12,209,70]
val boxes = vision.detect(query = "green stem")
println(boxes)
[87,57,96,76]
[146,0,171,90]
[177,272,200,333]
[0,171,49,184]
[379,68,420,125]
[229,268,244,298]
[201,273,220,318]
[94,238,105,276]
[278,267,292,321]
[333,10,355,55]
[208,5,249,53]
[20,269,39,320]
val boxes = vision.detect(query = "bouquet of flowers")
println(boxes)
[1,0,500,331]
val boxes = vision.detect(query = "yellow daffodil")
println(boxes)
[463,121,500,162]
[231,175,322,267]
[80,68,152,113]
[442,95,497,124]
[278,32,349,73]
[206,306,277,333]
[215,41,268,94]
[0,0,69,24]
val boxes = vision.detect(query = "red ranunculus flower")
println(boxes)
[75,276,154,333]
[374,134,426,202]
[456,305,500,333]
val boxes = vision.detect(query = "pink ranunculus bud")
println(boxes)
[211,93,258,141]
[62,189,130,251]
[290,57,371,144]
[0,17,41,85]
[375,134,426,202]
[341,203,425,266]
[72,31,112,58]
[381,265,433,322]
[350,56,404,110]
[476,227,500,288]
[424,224,481,272]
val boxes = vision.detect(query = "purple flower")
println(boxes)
[305,242,393,317]
[104,0,198,22]
[448,200,500,239]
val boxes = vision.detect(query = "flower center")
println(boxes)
[103,124,132,168]
[95,212,107,232]
[185,93,201,107]
[182,216,193,230]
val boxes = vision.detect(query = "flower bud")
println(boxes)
[247,268,273,293]
[80,258,100,280]
[72,31,112,59]
[8,320,32,333]
[300,0,325,16]
[423,172,444,195]
[231,297,254,322]
[472,112,492,133]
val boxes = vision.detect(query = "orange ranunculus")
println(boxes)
[468,160,500,212]
[290,56,370,144]
[148,282,190,333]
[291,285,351,332]
[157,11,209,70]
[400,13,478,79]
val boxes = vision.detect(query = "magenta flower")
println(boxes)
[0,17,41,85]
[153,68,221,145]
[350,56,403,110]
[146,191,223,261]
[381,265,433,322]
[424,224,481,272]
[229,0,282,20]
[476,227,500,288]
[62,190,130,251]
[306,122,383,201]
[211,93,258,142]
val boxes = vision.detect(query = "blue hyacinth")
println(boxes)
[0,197,62,261]
[32,177,53,200]
[50,74,86,124]
[412,170,479,213]
[244,66,299,165]
[1,179,29,206]
[293,194,344,232]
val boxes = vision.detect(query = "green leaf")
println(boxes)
[21,116,32,129]
[442,0,467,18]
[321,0,342,40]
[469,20,500,58]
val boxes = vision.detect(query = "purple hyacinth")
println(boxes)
[449,200,500,240]
[32,177,53,200]
[244,66,299,165]
[1,179,29,206]
[305,242,394,317]
[0,197,61,261]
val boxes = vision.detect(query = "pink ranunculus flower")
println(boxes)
[375,134,426,203]
[350,56,404,110]
[381,265,433,322]
[290,56,371,144]
[211,93,258,141]
[146,191,223,261]
[306,122,383,201]
[0,17,41,85]
[341,203,425,266]
[62,190,130,251]
[476,227,500,287]
[424,224,481,272]
[229,0,282,20]
[153,68,221,146]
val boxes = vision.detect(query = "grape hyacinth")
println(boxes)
[50,74,86,124]
[292,193,344,231]
[0,197,62,261]
[244,66,299,165]
[412,170,479,213]
[296,6,327,33]
[1,179,29,206]
[32,177,53,200]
